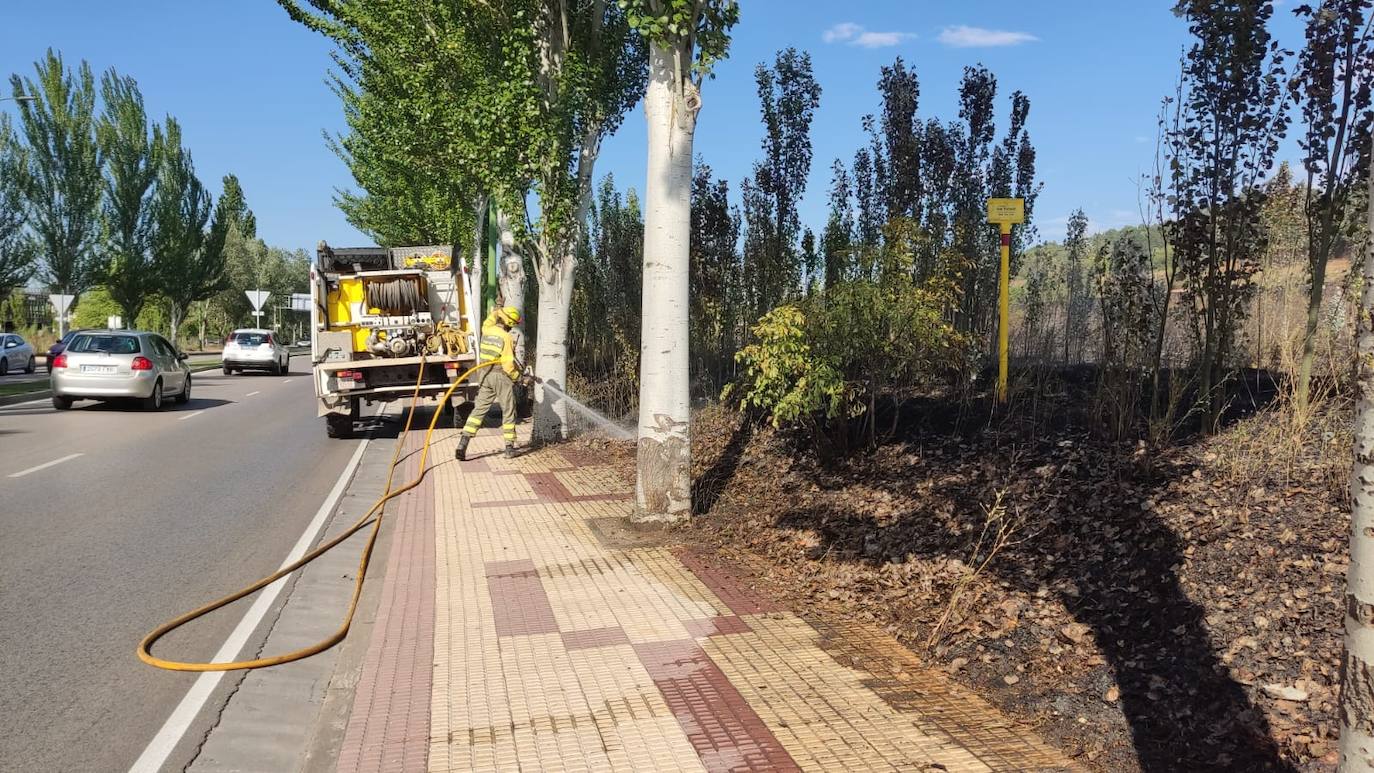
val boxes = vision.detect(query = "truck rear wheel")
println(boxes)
[325,412,352,439]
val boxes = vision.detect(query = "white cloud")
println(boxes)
[937,25,1038,48]
[823,22,863,43]
[823,22,914,48]
[854,31,916,48]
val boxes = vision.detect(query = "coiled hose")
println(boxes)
[364,277,427,315]
[137,358,496,671]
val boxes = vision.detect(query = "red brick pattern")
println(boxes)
[337,432,436,773]
[485,559,559,636]
[673,548,785,615]
[635,639,801,773]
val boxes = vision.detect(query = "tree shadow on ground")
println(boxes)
[693,416,755,515]
[762,374,1292,772]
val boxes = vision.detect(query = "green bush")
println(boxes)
[727,278,967,439]
[725,305,852,427]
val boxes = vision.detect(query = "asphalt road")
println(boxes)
[0,355,366,773]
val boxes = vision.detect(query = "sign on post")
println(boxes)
[986,198,1025,404]
[49,294,75,336]
[986,198,1025,224]
[107,315,122,330]
[245,290,271,323]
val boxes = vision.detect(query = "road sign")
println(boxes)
[987,197,1025,404]
[987,198,1025,224]
[107,315,122,330]
[245,290,271,311]
[49,294,75,335]
[289,293,311,312]
[48,293,74,317]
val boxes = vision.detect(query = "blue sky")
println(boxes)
[0,1,1308,253]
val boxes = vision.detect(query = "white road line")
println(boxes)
[128,436,371,773]
[282,379,292,384]
[177,411,203,422]
[245,390,260,397]
[0,396,53,410]
[8,453,83,478]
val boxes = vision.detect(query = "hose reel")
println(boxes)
[364,277,428,315]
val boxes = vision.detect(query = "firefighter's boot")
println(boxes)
[503,443,517,459]
[455,435,470,461]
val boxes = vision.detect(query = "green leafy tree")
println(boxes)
[689,161,740,391]
[282,0,648,442]
[743,47,821,317]
[1169,0,1290,429]
[11,50,105,329]
[1290,0,1373,409]
[97,69,159,326]
[0,116,36,300]
[820,158,853,287]
[151,119,226,346]
[621,0,740,520]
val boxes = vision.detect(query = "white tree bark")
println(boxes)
[468,193,487,332]
[1341,145,1374,770]
[533,256,574,441]
[496,208,527,364]
[633,41,697,522]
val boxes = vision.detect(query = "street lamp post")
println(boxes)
[0,95,37,105]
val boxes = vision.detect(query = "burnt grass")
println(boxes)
[587,372,1352,772]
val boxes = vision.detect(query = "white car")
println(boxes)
[222,329,290,375]
[0,333,36,375]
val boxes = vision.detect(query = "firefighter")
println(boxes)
[456,305,525,461]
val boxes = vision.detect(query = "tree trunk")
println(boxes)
[1340,158,1374,770]
[533,256,574,442]
[469,193,488,330]
[634,41,697,522]
[169,304,183,349]
[1296,250,1330,411]
[496,208,527,363]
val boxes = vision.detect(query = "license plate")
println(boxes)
[82,365,117,374]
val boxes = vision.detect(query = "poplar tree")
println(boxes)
[11,50,104,329]
[620,0,740,521]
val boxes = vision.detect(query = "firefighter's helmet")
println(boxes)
[496,306,521,326]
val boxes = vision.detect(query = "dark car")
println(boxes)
[46,328,89,373]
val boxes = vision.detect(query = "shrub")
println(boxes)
[727,278,967,442]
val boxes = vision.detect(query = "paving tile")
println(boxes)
[330,423,1079,773]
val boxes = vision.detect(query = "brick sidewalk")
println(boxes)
[336,424,1079,772]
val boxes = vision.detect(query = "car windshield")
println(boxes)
[68,334,140,354]
[234,333,269,346]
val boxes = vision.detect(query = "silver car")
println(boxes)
[50,330,192,410]
[222,328,289,375]
[1,333,37,375]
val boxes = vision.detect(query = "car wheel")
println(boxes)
[175,374,191,404]
[223,364,231,375]
[325,412,352,439]
[52,395,73,411]
[143,380,164,411]
[24,356,35,374]
[0,357,8,376]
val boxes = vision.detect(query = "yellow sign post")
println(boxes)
[987,198,1024,403]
